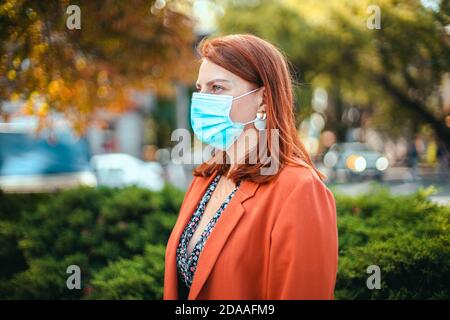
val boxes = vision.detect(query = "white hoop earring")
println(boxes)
[254,111,266,131]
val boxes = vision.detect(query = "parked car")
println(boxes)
[323,142,389,182]
[0,120,97,193]
[90,153,165,191]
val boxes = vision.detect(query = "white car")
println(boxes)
[90,153,165,191]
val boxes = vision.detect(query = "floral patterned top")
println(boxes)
[176,173,241,297]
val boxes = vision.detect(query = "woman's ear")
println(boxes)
[258,86,267,108]
[258,87,267,112]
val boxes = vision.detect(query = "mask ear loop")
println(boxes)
[239,111,266,129]
[230,86,265,127]
[232,87,262,101]
[241,118,257,125]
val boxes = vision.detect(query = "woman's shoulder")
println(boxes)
[268,162,336,227]
[270,160,326,191]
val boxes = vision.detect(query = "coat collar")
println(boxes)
[164,171,260,300]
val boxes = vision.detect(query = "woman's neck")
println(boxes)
[225,126,259,174]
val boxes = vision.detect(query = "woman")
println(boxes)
[164,34,338,300]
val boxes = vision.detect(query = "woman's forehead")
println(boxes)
[196,59,239,85]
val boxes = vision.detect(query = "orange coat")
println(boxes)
[163,160,338,300]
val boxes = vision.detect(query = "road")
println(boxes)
[326,166,450,206]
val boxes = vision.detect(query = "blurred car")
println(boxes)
[90,153,164,191]
[0,121,97,193]
[323,142,389,182]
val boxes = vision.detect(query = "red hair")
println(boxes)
[193,34,326,184]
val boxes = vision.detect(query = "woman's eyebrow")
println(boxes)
[195,79,231,87]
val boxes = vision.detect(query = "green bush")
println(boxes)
[0,184,184,299]
[333,185,450,299]
[0,254,88,299]
[85,244,165,300]
[0,183,448,299]
[0,192,50,278]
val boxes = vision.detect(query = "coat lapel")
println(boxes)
[164,171,260,300]
[188,177,260,299]
[164,172,218,299]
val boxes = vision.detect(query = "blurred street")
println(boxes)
[329,166,450,205]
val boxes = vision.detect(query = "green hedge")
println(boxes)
[333,185,450,299]
[86,244,165,300]
[0,185,183,299]
[0,183,448,299]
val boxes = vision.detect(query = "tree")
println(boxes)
[0,0,197,134]
[217,0,450,150]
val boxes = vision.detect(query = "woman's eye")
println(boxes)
[212,85,223,93]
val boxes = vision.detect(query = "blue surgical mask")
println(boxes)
[190,87,262,151]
